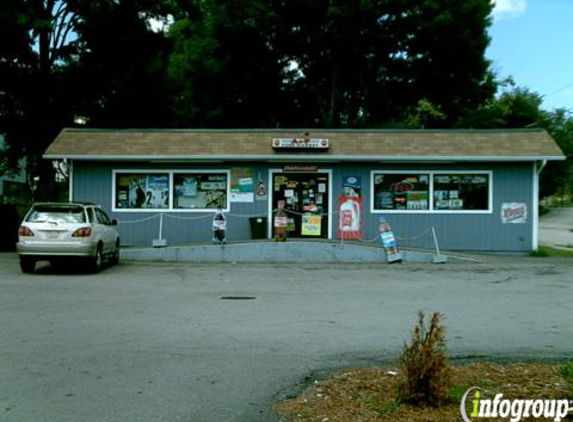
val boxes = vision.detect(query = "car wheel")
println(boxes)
[92,244,103,273]
[110,239,120,265]
[20,256,36,274]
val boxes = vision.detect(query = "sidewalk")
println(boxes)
[539,207,573,249]
[121,240,451,263]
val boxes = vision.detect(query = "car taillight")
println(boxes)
[72,227,92,237]
[19,226,34,237]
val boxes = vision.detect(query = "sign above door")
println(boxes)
[272,137,330,150]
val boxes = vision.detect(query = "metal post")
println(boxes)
[431,227,447,263]
[432,227,440,256]
[153,213,167,247]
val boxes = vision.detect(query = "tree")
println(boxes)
[0,0,175,200]
[461,80,546,129]
[168,0,283,127]
[403,0,496,126]
[459,81,573,199]
[72,0,174,127]
[168,0,497,128]
[540,109,573,199]
[0,0,81,191]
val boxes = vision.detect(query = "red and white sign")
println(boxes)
[501,203,527,224]
[272,138,330,149]
[338,196,363,240]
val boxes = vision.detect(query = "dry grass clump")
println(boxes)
[397,311,451,407]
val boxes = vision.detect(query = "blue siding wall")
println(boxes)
[72,161,534,251]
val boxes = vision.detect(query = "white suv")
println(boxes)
[17,202,120,273]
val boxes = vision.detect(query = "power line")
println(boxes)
[544,80,573,98]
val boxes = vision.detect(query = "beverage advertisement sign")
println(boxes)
[501,203,527,224]
[301,214,322,236]
[338,196,363,240]
[230,168,254,203]
[379,217,402,263]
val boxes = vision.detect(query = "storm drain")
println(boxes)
[219,296,257,300]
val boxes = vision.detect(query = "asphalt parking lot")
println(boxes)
[0,253,572,422]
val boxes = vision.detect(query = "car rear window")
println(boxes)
[26,206,86,223]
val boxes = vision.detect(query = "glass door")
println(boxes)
[272,173,329,238]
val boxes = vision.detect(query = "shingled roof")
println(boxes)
[44,128,565,162]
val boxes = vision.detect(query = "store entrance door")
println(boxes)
[272,172,329,238]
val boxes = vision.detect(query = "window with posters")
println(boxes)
[373,173,430,211]
[433,173,489,211]
[173,172,228,210]
[115,172,170,209]
[113,170,230,211]
[371,171,492,213]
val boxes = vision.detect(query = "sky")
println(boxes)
[488,0,573,111]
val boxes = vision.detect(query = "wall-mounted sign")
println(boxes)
[343,176,362,197]
[230,167,254,203]
[338,196,363,240]
[501,203,527,224]
[272,138,330,149]
[283,164,318,173]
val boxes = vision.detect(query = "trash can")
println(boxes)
[249,217,267,239]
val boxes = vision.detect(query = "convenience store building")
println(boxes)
[44,128,565,252]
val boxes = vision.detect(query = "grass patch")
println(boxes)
[531,246,573,258]
[273,363,573,422]
[364,396,401,416]
[560,361,573,391]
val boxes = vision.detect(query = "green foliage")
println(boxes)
[446,384,467,404]
[364,396,401,416]
[458,80,573,199]
[397,311,452,407]
[530,248,550,257]
[530,246,573,258]
[404,99,447,129]
[167,0,496,128]
[559,362,573,391]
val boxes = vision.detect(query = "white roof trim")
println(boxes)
[44,153,566,162]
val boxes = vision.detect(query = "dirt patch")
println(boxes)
[273,363,572,422]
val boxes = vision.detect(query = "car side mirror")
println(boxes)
[112,219,118,226]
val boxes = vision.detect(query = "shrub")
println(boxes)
[530,247,550,257]
[397,311,451,407]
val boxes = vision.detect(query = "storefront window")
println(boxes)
[115,173,170,209]
[173,172,228,210]
[433,174,489,210]
[373,173,430,210]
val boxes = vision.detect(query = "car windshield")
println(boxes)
[26,206,86,224]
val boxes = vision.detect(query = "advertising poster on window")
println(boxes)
[501,203,527,224]
[301,214,322,236]
[230,168,254,203]
[373,173,430,210]
[116,173,169,209]
[338,196,363,240]
[173,173,227,209]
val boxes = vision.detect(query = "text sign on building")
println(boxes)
[272,138,330,150]
[501,203,527,224]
